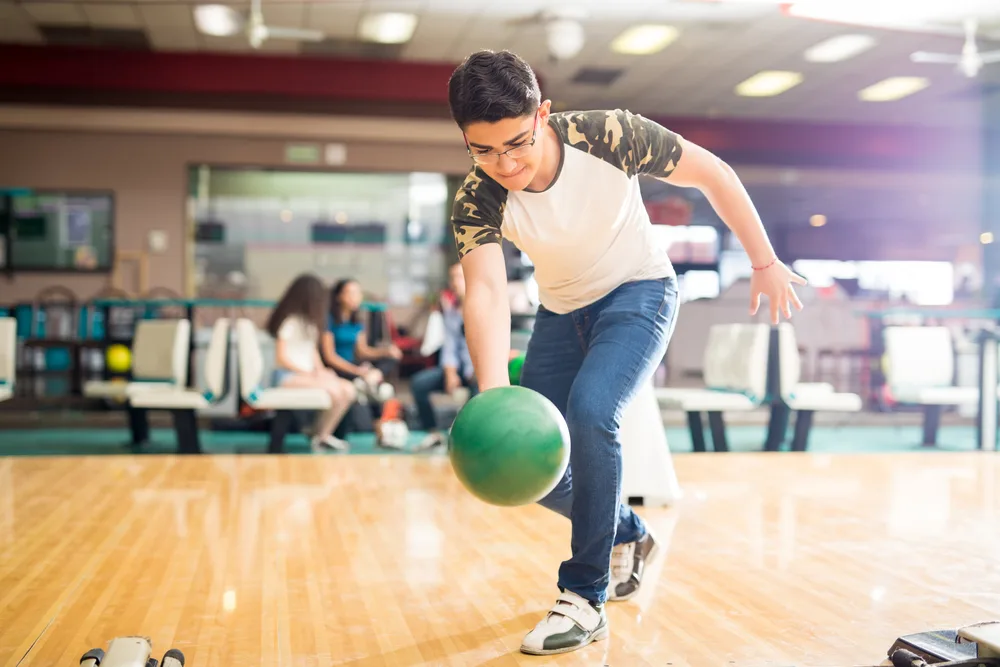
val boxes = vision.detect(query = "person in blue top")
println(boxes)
[320,277,404,447]
[411,262,480,450]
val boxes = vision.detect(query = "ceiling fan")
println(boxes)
[910,18,1000,77]
[194,0,325,49]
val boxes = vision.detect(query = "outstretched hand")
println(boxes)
[750,260,807,324]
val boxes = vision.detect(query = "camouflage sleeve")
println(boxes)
[557,109,683,179]
[450,167,508,259]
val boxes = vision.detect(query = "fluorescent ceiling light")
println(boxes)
[193,4,243,37]
[804,34,875,62]
[785,1,948,27]
[358,12,418,44]
[611,24,679,55]
[735,70,803,97]
[858,76,929,101]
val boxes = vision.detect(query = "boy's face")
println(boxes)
[462,100,551,192]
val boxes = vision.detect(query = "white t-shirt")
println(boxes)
[276,316,318,374]
[451,108,682,315]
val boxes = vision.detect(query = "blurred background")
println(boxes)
[1,0,1000,452]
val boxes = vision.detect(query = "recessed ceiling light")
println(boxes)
[358,12,418,44]
[193,4,242,37]
[982,232,994,245]
[805,34,876,63]
[735,70,803,97]
[858,76,929,102]
[810,214,827,227]
[610,24,679,55]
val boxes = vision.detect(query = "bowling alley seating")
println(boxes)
[769,323,863,451]
[0,317,15,403]
[882,325,979,446]
[234,318,332,453]
[83,319,191,400]
[128,318,231,454]
[656,323,771,452]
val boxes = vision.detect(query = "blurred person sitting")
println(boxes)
[268,274,355,452]
[411,262,483,450]
[321,277,407,448]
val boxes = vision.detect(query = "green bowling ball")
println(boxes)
[448,385,570,507]
[508,354,526,385]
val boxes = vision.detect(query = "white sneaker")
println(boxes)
[520,591,608,656]
[608,530,658,601]
[311,435,349,452]
[412,432,447,452]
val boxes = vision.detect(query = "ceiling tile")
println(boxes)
[0,4,42,43]
[138,4,195,30]
[306,2,364,39]
[401,14,464,61]
[147,27,201,51]
[22,2,87,26]
[200,35,254,52]
[260,3,305,29]
[83,4,141,29]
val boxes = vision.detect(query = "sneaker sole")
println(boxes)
[608,539,660,602]
[519,624,609,656]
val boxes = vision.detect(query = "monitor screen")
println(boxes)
[3,190,114,271]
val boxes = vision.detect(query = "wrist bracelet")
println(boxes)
[752,257,778,271]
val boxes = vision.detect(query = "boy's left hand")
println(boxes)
[750,260,807,324]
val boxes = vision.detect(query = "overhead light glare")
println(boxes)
[735,70,803,97]
[610,24,679,55]
[858,76,929,102]
[804,34,876,62]
[193,4,242,37]
[358,12,418,44]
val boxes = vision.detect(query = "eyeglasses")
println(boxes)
[463,111,539,165]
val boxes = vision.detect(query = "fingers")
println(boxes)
[770,299,779,325]
[791,272,808,286]
[789,286,804,311]
[750,292,761,315]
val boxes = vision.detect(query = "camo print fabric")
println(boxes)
[451,166,508,259]
[549,109,683,179]
[449,109,683,259]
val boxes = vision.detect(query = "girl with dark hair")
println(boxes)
[267,273,355,452]
[320,278,406,447]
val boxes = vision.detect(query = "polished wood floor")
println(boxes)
[1,450,998,666]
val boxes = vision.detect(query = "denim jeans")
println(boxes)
[410,366,479,430]
[520,277,679,604]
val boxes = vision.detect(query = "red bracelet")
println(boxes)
[752,257,778,271]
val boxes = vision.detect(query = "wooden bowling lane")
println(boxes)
[1,451,999,666]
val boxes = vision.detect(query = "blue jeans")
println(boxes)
[520,277,679,604]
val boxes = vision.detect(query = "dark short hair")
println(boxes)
[448,50,541,129]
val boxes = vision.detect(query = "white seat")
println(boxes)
[890,386,979,405]
[131,318,230,412]
[778,323,863,414]
[84,319,191,400]
[883,325,978,446]
[772,323,862,451]
[657,323,771,452]
[656,388,757,412]
[235,318,331,453]
[0,317,15,403]
[247,387,332,410]
[130,318,231,454]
